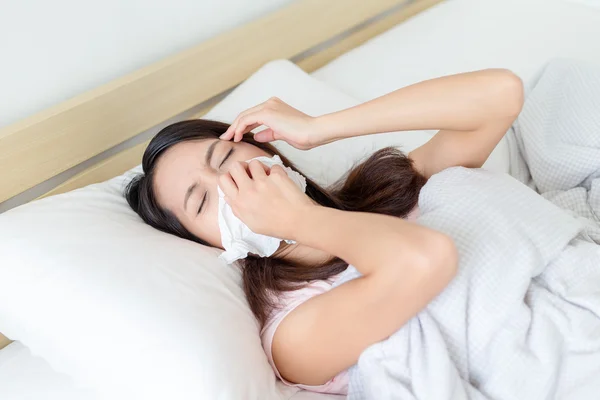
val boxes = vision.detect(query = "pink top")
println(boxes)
[260,205,420,395]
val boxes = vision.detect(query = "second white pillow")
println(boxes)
[205,59,435,186]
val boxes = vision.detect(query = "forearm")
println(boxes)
[274,206,458,387]
[316,69,523,142]
[290,205,446,276]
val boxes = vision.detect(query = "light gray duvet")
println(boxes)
[336,59,600,399]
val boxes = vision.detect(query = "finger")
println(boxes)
[222,113,251,140]
[228,161,252,190]
[234,110,268,142]
[218,173,238,198]
[248,160,268,179]
[240,122,262,136]
[229,117,260,141]
[253,128,276,143]
[269,164,288,178]
[233,115,254,143]
[222,103,265,140]
[219,126,235,141]
[221,121,238,141]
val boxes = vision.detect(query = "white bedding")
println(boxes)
[0,341,343,400]
[339,58,600,399]
[0,342,100,400]
[312,0,600,101]
[3,0,600,399]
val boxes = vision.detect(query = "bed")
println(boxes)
[1,0,600,398]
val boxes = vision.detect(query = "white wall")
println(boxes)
[0,0,295,128]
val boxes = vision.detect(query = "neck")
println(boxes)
[273,242,333,267]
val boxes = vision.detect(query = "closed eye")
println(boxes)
[218,148,234,168]
[197,191,207,215]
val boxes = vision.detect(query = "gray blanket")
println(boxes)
[338,59,600,400]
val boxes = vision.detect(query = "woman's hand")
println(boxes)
[218,160,315,239]
[219,97,329,150]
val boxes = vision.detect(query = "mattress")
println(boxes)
[4,0,600,398]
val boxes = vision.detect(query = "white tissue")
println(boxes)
[217,155,307,264]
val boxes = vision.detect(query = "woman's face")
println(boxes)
[153,138,270,247]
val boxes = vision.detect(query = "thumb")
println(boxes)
[254,128,276,143]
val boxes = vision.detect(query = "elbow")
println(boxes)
[417,232,459,284]
[376,232,458,305]
[494,69,525,119]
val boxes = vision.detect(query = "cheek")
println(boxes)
[185,200,222,248]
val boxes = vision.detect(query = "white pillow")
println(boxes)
[205,60,434,186]
[0,341,340,400]
[0,59,429,400]
[313,0,600,99]
[312,0,600,175]
[0,341,100,400]
[0,170,288,400]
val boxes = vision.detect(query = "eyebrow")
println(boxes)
[205,139,219,167]
[183,140,220,211]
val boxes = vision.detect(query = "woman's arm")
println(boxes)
[315,69,524,178]
[221,69,524,179]
[220,161,459,387]
[273,205,458,386]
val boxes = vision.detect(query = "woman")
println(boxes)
[125,69,524,395]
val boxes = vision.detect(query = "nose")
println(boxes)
[203,163,239,192]
[200,169,220,190]
[206,167,234,191]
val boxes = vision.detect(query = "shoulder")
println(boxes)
[261,277,338,342]
[260,275,349,394]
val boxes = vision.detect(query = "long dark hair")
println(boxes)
[125,119,427,326]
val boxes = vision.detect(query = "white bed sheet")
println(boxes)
[312,0,600,101]
[0,341,100,400]
[3,0,600,399]
[0,341,344,399]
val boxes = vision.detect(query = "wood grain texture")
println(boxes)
[297,0,444,72]
[38,140,150,199]
[38,103,215,199]
[0,0,405,204]
[0,333,10,350]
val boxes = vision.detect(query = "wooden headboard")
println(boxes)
[0,0,443,350]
